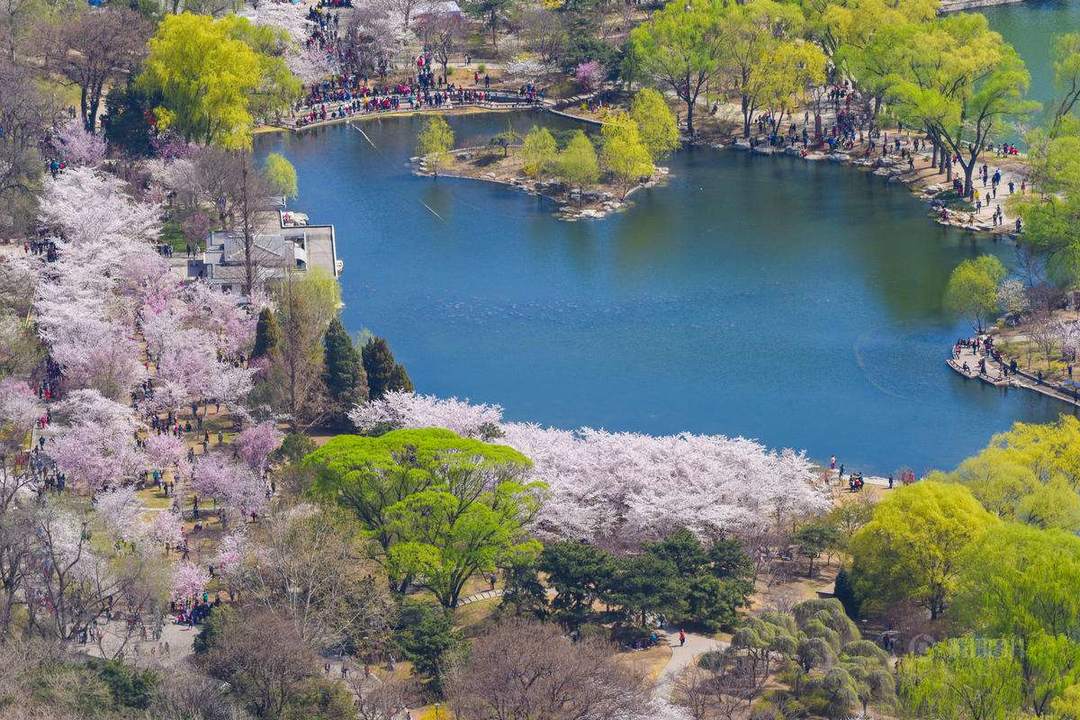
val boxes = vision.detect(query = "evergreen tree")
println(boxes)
[251,307,281,359]
[362,336,412,399]
[322,316,368,426]
[387,363,414,395]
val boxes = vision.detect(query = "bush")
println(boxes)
[276,433,318,464]
[88,659,158,710]
[833,567,860,620]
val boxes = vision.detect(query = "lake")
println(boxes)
[986,0,1080,122]
[257,108,1069,475]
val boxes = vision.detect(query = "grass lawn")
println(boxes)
[453,597,500,637]
[135,486,172,510]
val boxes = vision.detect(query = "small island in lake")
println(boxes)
[412,93,681,220]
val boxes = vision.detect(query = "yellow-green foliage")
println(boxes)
[417,115,455,176]
[849,482,996,619]
[263,152,298,199]
[139,14,300,149]
[943,254,1007,332]
[600,111,654,198]
[630,88,680,161]
[305,429,544,609]
[554,130,599,190]
[521,126,557,178]
[927,416,1080,531]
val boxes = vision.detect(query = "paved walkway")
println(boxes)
[456,588,504,606]
[949,342,1080,408]
[655,629,728,699]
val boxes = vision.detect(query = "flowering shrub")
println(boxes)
[574,61,606,93]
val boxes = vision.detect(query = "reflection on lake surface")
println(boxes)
[985,0,1080,122]
[257,109,1068,475]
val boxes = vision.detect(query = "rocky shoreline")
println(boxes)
[722,138,1026,237]
[413,148,671,221]
[938,0,1026,13]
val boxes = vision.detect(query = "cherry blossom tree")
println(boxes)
[215,530,247,577]
[350,392,828,545]
[236,421,284,475]
[171,560,210,601]
[52,120,107,167]
[145,509,185,550]
[0,378,42,454]
[192,452,267,522]
[38,167,161,248]
[144,433,188,473]
[46,389,144,493]
[575,61,606,92]
[94,485,143,541]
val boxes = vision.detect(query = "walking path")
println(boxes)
[949,342,1080,408]
[456,588,504,606]
[655,629,728,699]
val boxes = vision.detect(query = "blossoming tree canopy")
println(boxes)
[349,392,829,545]
[304,428,545,608]
[47,389,144,492]
[236,421,285,473]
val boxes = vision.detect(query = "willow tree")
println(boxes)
[629,0,725,138]
[600,111,654,198]
[849,482,996,620]
[630,88,680,161]
[886,14,1037,194]
[139,14,299,149]
[417,115,454,177]
[716,0,807,139]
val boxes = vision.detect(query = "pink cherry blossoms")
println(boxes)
[146,509,185,549]
[0,378,44,444]
[46,390,144,493]
[172,560,210,601]
[94,485,144,541]
[53,120,107,167]
[236,421,284,474]
[350,392,829,544]
[193,452,268,520]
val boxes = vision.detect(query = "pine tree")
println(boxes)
[362,336,412,400]
[251,307,281,359]
[323,316,368,426]
[387,363,414,394]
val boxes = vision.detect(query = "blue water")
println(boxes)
[257,110,1067,476]
[985,0,1080,122]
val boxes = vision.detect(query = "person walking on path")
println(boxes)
[679,629,686,647]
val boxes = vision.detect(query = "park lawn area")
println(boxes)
[616,643,672,682]
[413,706,454,720]
[160,218,187,253]
[454,597,500,636]
[135,486,172,510]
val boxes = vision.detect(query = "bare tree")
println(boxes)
[416,9,461,82]
[1027,311,1059,370]
[200,609,320,719]
[151,668,252,720]
[0,68,52,233]
[518,5,565,65]
[49,6,150,132]
[349,675,410,720]
[341,8,396,80]
[446,619,657,720]
[242,504,397,655]
[378,0,422,31]
[264,268,339,429]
